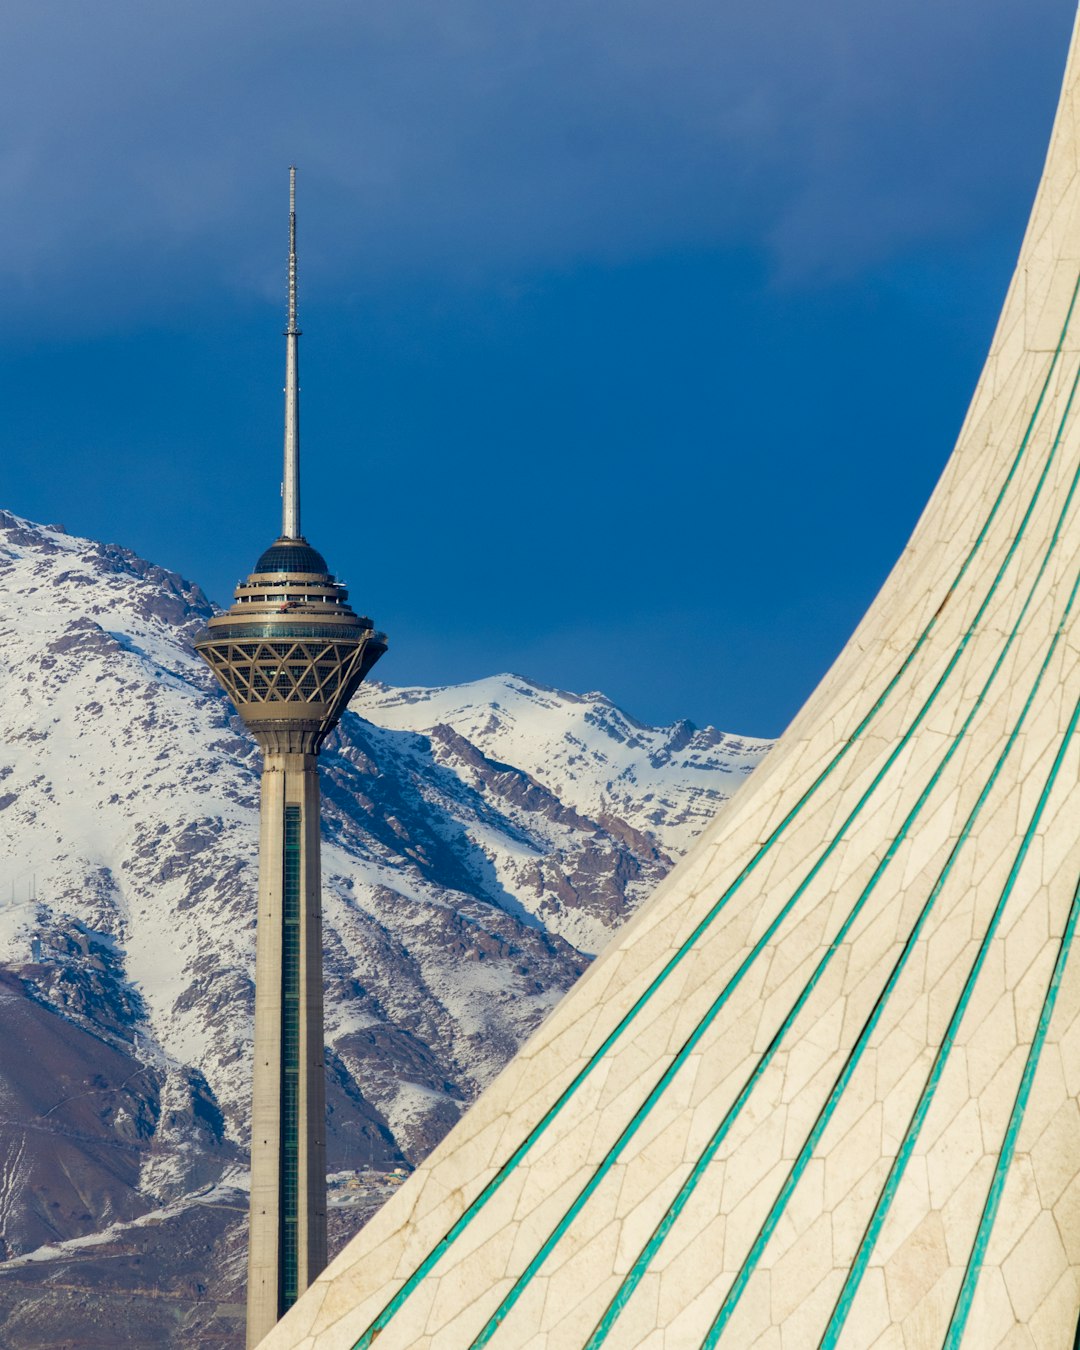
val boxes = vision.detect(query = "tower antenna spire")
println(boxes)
[282,165,301,539]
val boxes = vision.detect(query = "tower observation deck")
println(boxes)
[195,168,386,1349]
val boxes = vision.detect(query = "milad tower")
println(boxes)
[195,169,387,1348]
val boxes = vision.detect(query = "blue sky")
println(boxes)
[1,0,1074,734]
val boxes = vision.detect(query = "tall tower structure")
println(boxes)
[195,168,386,1349]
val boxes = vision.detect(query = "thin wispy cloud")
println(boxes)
[2,0,1071,327]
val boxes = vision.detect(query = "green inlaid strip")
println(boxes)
[943,871,1080,1349]
[701,583,1080,1349]
[350,278,1080,1350]
[582,390,1080,1348]
[280,804,302,1314]
[466,356,1080,1348]
[818,697,1080,1349]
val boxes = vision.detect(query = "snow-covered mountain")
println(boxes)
[359,675,757,865]
[0,511,770,1347]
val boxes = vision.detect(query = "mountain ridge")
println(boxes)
[0,510,770,1346]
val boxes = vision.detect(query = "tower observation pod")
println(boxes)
[195,168,387,1349]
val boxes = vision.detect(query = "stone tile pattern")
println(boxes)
[261,15,1080,1350]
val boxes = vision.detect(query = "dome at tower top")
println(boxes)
[251,537,330,576]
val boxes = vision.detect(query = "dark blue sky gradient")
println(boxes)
[1,1,1074,734]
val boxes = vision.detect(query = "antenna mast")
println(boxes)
[282,166,301,538]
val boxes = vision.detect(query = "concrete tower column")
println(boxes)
[247,746,328,1347]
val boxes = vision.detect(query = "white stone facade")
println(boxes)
[260,11,1080,1348]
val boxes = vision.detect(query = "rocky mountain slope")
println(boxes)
[0,511,769,1347]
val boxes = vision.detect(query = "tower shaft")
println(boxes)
[247,749,327,1348]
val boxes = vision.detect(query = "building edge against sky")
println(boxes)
[259,7,1080,1349]
[194,169,387,1349]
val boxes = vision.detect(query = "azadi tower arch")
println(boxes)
[262,14,1080,1350]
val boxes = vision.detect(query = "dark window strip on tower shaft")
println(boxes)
[279,804,302,1313]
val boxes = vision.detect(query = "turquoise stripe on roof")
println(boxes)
[582,379,1080,1348]
[469,386,1080,1347]
[818,693,1080,1349]
[350,277,1080,1350]
[701,584,1080,1349]
[943,872,1080,1348]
